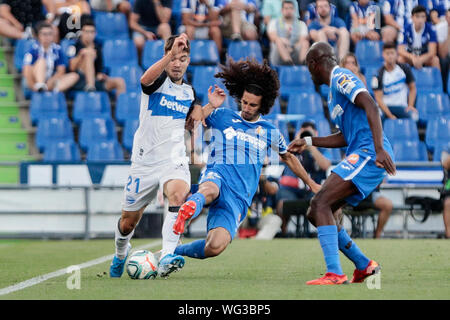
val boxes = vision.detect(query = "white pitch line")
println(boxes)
[0,240,162,297]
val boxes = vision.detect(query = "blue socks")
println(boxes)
[174,239,206,259]
[317,225,343,275]
[338,228,370,270]
[187,193,206,220]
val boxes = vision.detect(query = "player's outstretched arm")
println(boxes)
[200,85,226,122]
[280,152,321,194]
[354,91,396,175]
[287,132,347,154]
[140,33,189,86]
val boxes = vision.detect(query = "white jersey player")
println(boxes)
[110,34,208,278]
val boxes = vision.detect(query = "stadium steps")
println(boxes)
[0,40,39,183]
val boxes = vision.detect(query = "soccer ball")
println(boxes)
[126,250,159,279]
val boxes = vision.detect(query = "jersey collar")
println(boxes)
[238,111,262,123]
[329,65,339,86]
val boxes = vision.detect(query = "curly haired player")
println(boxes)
[172,58,320,260]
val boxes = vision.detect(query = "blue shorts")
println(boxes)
[332,150,389,206]
[199,169,248,240]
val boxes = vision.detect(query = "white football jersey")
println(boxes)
[131,72,199,166]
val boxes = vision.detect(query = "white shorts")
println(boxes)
[121,161,191,212]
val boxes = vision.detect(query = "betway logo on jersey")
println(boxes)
[223,127,267,150]
[159,95,190,114]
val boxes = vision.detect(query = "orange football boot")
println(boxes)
[306,272,349,285]
[173,200,196,235]
[350,260,381,283]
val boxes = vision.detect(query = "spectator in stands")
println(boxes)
[398,5,440,70]
[180,0,223,53]
[23,21,79,92]
[441,152,450,238]
[0,0,54,40]
[275,121,331,235]
[349,0,380,45]
[261,0,299,32]
[218,0,259,41]
[54,0,92,40]
[308,0,350,60]
[68,19,126,96]
[267,0,309,65]
[239,172,282,240]
[131,0,172,59]
[381,0,405,44]
[372,43,418,121]
[373,42,417,120]
[340,52,367,87]
[436,9,450,92]
[90,0,132,17]
[300,0,336,26]
[371,186,394,238]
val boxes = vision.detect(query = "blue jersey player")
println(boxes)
[172,59,321,260]
[288,42,396,285]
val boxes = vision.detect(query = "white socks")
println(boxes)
[160,203,181,260]
[114,218,134,260]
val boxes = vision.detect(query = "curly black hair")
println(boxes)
[215,58,280,115]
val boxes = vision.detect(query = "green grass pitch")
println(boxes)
[0,238,449,300]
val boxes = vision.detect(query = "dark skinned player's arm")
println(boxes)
[310,131,348,149]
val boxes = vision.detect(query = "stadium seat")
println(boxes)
[265,98,282,118]
[0,86,16,103]
[190,40,220,65]
[433,141,450,161]
[110,65,143,92]
[416,92,450,123]
[122,118,139,151]
[411,67,443,93]
[87,140,124,161]
[115,91,141,125]
[29,92,68,125]
[355,40,383,68]
[142,40,165,70]
[383,118,419,143]
[268,118,291,142]
[60,38,76,65]
[363,65,381,96]
[227,41,263,63]
[191,65,224,101]
[43,140,81,162]
[287,92,324,118]
[278,66,315,97]
[78,117,118,151]
[393,140,428,162]
[426,117,450,152]
[94,12,129,43]
[103,39,139,71]
[13,39,34,72]
[73,91,112,124]
[35,116,74,152]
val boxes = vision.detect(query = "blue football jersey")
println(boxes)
[204,108,287,206]
[328,66,393,156]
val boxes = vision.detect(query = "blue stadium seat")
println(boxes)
[43,140,81,162]
[278,66,315,97]
[227,41,263,63]
[73,91,112,124]
[87,140,124,161]
[393,140,428,162]
[426,117,450,152]
[287,92,324,118]
[268,118,291,142]
[296,117,331,136]
[122,118,140,151]
[192,65,224,101]
[355,40,383,69]
[103,39,139,71]
[36,116,74,152]
[79,117,118,151]
[411,67,443,93]
[14,39,34,72]
[110,65,143,92]
[433,140,450,161]
[30,92,68,125]
[142,40,165,70]
[190,40,220,65]
[115,91,141,125]
[265,98,282,118]
[363,65,381,96]
[60,38,76,65]
[94,12,129,43]
[416,92,450,123]
[383,118,419,143]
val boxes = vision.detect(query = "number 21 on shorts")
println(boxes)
[126,176,140,194]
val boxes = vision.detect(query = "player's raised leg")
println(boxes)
[158,178,190,277]
[110,208,145,277]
